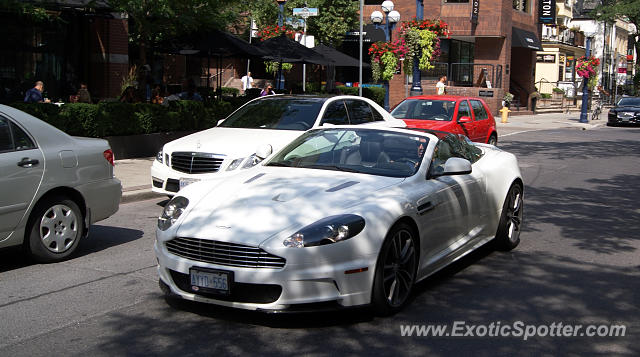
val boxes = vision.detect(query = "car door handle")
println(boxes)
[417,201,439,215]
[17,158,39,168]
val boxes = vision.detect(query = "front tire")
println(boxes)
[371,223,418,316]
[27,196,84,263]
[494,183,523,251]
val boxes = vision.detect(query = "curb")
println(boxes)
[121,186,163,204]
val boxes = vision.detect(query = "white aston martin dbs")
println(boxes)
[155,126,523,314]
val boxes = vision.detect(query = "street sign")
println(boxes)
[293,7,318,19]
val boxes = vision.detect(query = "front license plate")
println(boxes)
[190,268,231,294]
[180,178,200,189]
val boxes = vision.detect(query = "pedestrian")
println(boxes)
[24,81,51,103]
[77,83,92,103]
[260,84,275,96]
[179,79,203,101]
[151,85,164,104]
[436,75,447,95]
[241,72,254,94]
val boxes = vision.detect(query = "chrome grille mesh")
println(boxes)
[171,152,224,174]
[166,237,286,269]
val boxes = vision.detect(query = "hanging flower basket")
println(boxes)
[576,56,600,89]
[368,40,407,81]
[398,18,449,76]
[256,25,300,41]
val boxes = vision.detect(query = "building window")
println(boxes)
[445,0,469,3]
[513,0,530,13]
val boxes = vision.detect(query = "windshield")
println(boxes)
[266,128,429,178]
[617,97,640,107]
[219,97,323,130]
[391,99,456,121]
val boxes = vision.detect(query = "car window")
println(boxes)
[370,104,385,121]
[390,99,455,121]
[429,133,483,175]
[346,100,375,124]
[268,128,428,178]
[0,117,13,152]
[320,100,349,125]
[457,100,471,120]
[617,97,640,106]
[219,98,323,131]
[10,121,36,150]
[470,100,489,121]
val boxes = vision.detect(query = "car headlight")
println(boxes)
[226,158,245,171]
[158,196,189,231]
[283,214,365,248]
[156,149,163,163]
[242,154,264,169]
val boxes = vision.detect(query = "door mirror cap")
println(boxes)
[441,157,472,176]
[255,144,273,159]
[458,116,472,123]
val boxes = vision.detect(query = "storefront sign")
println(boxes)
[539,0,556,25]
[536,54,556,63]
[471,0,479,24]
[478,90,494,97]
[618,68,627,74]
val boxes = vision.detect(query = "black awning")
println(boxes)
[512,27,543,51]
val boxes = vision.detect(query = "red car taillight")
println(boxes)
[103,149,115,166]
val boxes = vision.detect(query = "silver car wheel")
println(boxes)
[39,204,79,253]
[382,228,417,308]
[505,190,523,243]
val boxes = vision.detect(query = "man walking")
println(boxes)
[24,81,51,103]
[436,75,447,95]
[241,72,254,94]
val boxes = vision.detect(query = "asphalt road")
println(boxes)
[1,126,639,356]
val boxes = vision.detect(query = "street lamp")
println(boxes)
[410,0,424,96]
[275,0,287,90]
[371,0,400,111]
[579,36,593,123]
[276,0,287,27]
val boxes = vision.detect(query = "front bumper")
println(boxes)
[608,113,640,125]
[154,237,377,311]
[151,159,229,195]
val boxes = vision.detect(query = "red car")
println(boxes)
[390,95,498,145]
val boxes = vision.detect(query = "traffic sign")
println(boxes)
[293,7,318,19]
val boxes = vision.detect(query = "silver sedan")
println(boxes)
[0,104,121,262]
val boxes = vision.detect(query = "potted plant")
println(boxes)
[502,92,514,108]
[552,87,565,100]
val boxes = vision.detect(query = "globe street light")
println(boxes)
[371,1,400,111]
[410,0,424,96]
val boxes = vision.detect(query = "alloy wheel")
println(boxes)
[39,204,79,253]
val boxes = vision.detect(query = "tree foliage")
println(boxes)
[245,0,358,47]
[593,0,640,93]
[106,0,243,62]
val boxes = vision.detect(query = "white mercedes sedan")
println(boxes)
[150,95,403,195]
[155,126,523,314]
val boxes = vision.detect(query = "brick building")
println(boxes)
[0,1,128,102]
[359,0,543,113]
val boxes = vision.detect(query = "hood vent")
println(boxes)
[326,181,359,192]
[244,173,266,184]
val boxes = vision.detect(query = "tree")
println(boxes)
[246,0,358,47]
[106,0,243,64]
[593,0,640,94]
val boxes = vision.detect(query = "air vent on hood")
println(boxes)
[244,173,266,184]
[326,181,359,192]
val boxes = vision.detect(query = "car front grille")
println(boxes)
[171,152,224,174]
[166,237,286,269]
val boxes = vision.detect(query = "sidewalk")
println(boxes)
[114,111,608,203]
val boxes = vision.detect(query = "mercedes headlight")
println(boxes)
[158,196,189,231]
[226,158,245,171]
[156,149,163,163]
[242,154,264,169]
[283,214,365,248]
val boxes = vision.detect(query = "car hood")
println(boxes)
[176,167,404,246]
[163,127,305,158]
[402,119,455,130]
[613,106,640,112]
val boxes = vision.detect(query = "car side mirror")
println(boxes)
[458,116,472,124]
[441,157,472,176]
[255,144,273,159]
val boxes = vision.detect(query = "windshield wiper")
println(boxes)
[266,162,292,167]
[306,164,361,173]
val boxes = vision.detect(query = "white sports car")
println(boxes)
[151,95,403,195]
[155,126,523,314]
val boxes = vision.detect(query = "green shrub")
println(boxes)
[541,93,552,99]
[58,103,99,136]
[552,87,565,94]
[221,87,240,97]
[335,86,386,107]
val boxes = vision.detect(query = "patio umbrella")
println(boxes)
[254,35,331,65]
[312,44,368,68]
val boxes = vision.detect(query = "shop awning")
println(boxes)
[512,27,543,51]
